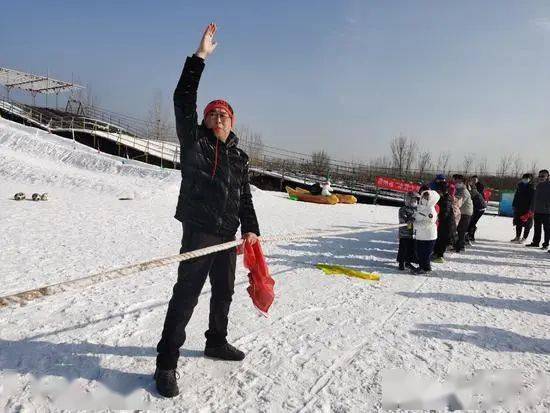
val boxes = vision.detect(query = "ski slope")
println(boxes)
[0,118,548,411]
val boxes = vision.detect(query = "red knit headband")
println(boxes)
[203,100,235,126]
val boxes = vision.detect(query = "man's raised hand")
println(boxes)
[195,23,218,60]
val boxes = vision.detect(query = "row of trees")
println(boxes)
[233,125,265,163]
[386,136,539,180]
[307,137,537,184]
[123,94,536,190]
[252,136,537,192]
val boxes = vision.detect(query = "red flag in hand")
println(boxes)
[520,211,534,223]
[242,240,275,315]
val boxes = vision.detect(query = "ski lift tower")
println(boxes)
[0,67,83,109]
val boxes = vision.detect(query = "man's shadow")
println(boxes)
[0,338,208,397]
[0,338,157,396]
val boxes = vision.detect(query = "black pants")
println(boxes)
[416,240,435,271]
[455,215,471,251]
[433,224,451,258]
[467,209,485,240]
[397,238,416,264]
[449,217,458,246]
[156,225,237,370]
[532,213,550,247]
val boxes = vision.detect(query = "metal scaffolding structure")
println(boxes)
[0,67,83,107]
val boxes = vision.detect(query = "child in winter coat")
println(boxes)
[321,181,333,196]
[310,181,333,196]
[413,189,440,274]
[448,181,461,246]
[397,191,420,270]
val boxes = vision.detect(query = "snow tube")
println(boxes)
[334,194,357,204]
[293,187,357,204]
[285,186,339,205]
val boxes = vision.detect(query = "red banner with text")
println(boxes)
[375,176,421,194]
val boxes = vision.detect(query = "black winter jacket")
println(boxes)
[173,55,260,237]
[398,205,416,238]
[512,182,535,215]
[437,193,454,234]
[470,187,487,211]
[475,182,485,196]
[532,181,550,215]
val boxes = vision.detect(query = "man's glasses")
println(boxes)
[207,112,231,120]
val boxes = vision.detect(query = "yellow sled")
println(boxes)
[293,187,357,204]
[285,186,339,205]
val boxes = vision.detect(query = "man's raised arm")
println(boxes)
[174,23,218,147]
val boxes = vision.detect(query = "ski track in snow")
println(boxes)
[0,118,549,411]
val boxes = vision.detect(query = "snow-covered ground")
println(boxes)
[0,118,548,411]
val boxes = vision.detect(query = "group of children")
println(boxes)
[397,174,487,274]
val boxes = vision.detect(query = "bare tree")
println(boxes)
[390,136,417,177]
[311,150,331,177]
[435,151,451,174]
[234,125,250,148]
[234,125,265,163]
[476,157,488,176]
[247,132,264,163]
[496,154,514,177]
[511,155,524,178]
[147,90,171,141]
[530,159,539,177]
[462,153,475,176]
[371,155,391,169]
[416,151,432,179]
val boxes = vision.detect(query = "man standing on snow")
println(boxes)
[155,23,260,398]
[470,175,485,198]
[526,169,550,250]
[467,177,486,242]
[511,173,535,243]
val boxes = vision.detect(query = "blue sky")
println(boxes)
[2,1,549,171]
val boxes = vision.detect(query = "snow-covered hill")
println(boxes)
[0,118,548,411]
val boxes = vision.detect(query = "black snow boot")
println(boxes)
[398,262,405,271]
[405,262,416,270]
[407,264,419,273]
[526,243,539,247]
[205,343,245,361]
[154,368,180,398]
